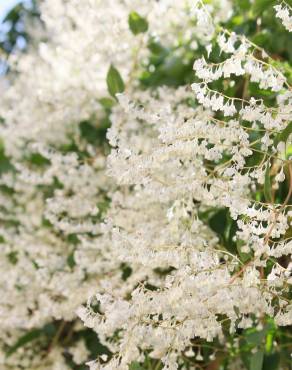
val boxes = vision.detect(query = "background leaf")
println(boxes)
[106,65,125,98]
[128,12,148,35]
[250,350,264,370]
[274,121,292,147]
[7,329,43,357]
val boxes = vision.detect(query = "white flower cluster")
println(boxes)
[79,82,292,369]
[274,2,292,32]
[193,52,286,92]
[0,0,291,369]
[0,0,233,368]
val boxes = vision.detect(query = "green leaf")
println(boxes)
[274,121,292,148]
[252,0,277,16]
[106,65,125,99]
[148,38,167,55]
[246,322,275,347]
[264,161,272,203]
[0,141,13,175]
[263,353,280,370]
[67,252,76,269]
[3,4,24,24]
[129,362,144,370]
[99,97,115,109]
[128,12,148,35]
[121,263,132,281]
[250,350,264,370]
[43,323,57,337]
[7,329,43,357]
[246,329,266,346]
[226,216,238,254]
[79,119,110,146]
[209,208,228,238]
[235,0,250,11]
[7,251,18,265]
[27,153,50,167]
[233,305,240,317]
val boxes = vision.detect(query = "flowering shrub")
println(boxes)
[0,0,291,369]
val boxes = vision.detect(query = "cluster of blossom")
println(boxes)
[79,6,291,370]
[274,1,292,32]
[79,80,291,369]
[0,0,235,368]
[0,0,291,369]
[193,48,286,92]
[2,0,205,158]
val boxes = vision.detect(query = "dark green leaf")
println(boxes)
[250,350,264,370]
[226,216,238,254]
[82,329,111,358]
[27,153,50,167]
[148,39,167,55]
[67,234,79,245]
[235,0,250,11]
[246,321,276,348]
[7,251,18,265]
[274,121,292,147]
[67,252,76,269]
[246,330,266,346]
[129,362,144,370]
[121,263,132,281]
[0,141,13,175]
[252,0,277,16]
[263,353,280,370]
[106,65,125,99]
[209,209,228,237]
[128,12,148,35]
[3,4,24,24]
[79,120,110,146]
[43,323,57,337]
[7,329,43,357]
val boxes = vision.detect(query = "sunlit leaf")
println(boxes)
[128,12,148,35]
[106,64,125,99]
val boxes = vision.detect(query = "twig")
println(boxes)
[229,259,253,284]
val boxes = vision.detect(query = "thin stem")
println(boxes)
[47,321,66,353]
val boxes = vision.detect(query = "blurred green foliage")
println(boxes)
[0,0,39,53]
